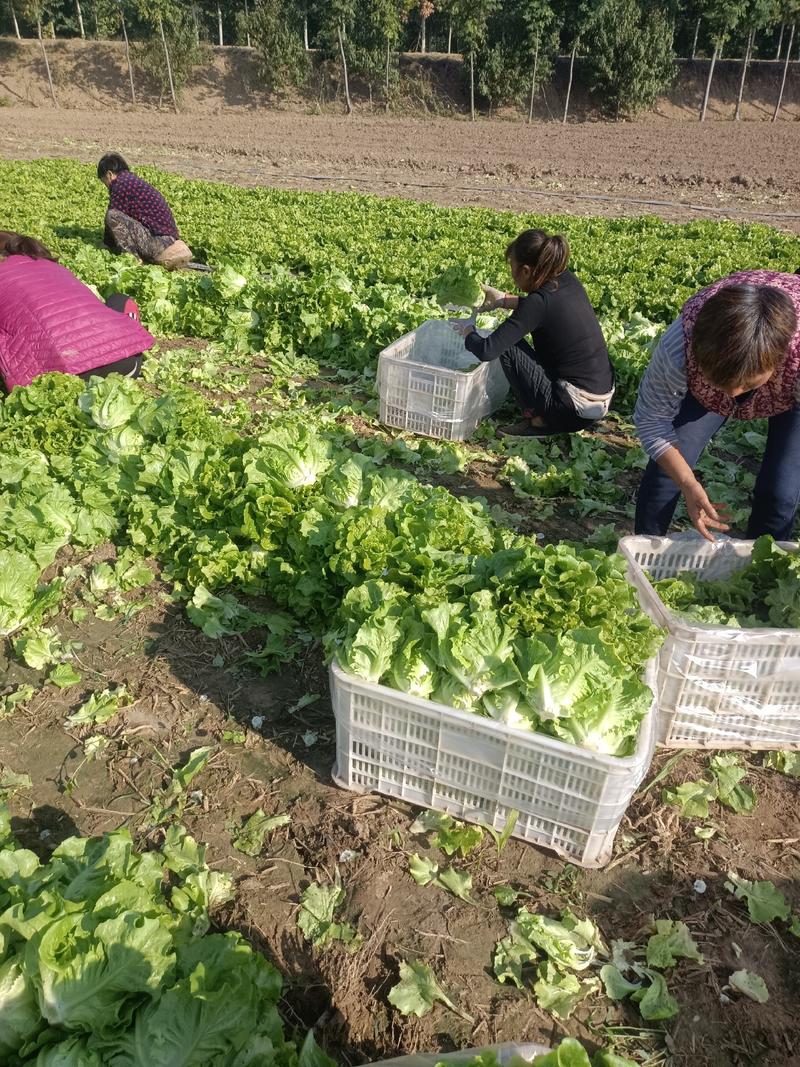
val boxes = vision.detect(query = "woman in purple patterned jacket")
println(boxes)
[634,271,800,542]
[98,153,192,270]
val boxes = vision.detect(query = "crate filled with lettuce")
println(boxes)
[619,533,800,749]
[327,541,663,869]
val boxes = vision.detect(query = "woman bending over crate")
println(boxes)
[634,271,800,543]
[452,229,615,438]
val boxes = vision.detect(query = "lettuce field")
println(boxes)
[0,159,799,1067]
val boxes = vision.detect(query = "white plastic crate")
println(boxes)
[377,319,509,441]
[329,661,657,869]
[368,1042,551,1067]
[619,533,800,749]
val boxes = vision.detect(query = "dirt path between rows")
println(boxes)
[3,107,800,232]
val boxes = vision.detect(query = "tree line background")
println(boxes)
[4,0,799,120]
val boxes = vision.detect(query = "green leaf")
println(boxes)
[600,963,641,1000]
[233,811,290,857]
[631,968,679,1020]
[645,920,704,968]
[662,779,717,819]
[725,872,790,924]
[533,960,596,1019]
[729,969,769,1003]
[532,1038,593,1066]
[48,663,82,689]
[387,960,473,1022]
[83,734,110,760]
[709,755,756,814]
[68,686,132,726]
[148,746,214,826]
[493,934,536,988]
[763,751,800,777]
[408,854,438,886]
[410,809,483,857]
[297,882,361,950]
[789,915,800,938]
[493,884,519,907]
[485,810,519,854]
[0,684,36,718]
[435,865,473,902]
[0,766,32,800]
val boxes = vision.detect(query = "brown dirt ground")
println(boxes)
[1,40,800,232]
[3,105,800,233]
[2,347,800,1067]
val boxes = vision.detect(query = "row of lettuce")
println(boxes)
[0,810,335,1067]
[4,159,800,414]
[0,373,662,756]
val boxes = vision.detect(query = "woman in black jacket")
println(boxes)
[454,229,615,437]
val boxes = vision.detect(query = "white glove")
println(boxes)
[479,284,505,312]
[449,318,476,338]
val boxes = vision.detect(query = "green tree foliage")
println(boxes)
[133,0,207,100]
[250,0,309,90]
[585,0,676,117]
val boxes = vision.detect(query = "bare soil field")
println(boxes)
[2,105,800,232]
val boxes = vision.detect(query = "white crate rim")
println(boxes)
[619,533,800,644]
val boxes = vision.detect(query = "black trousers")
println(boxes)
[77,293,144,381]
[499,341,598,432]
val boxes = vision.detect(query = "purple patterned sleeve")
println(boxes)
[109,171,179,240]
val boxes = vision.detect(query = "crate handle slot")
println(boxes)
[439,725,505,769]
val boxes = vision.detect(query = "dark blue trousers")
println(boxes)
[635,392,800,540]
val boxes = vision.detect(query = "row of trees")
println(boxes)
[4,0,800,119]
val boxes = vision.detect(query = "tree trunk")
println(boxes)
[120,9,136,104]
[191,5,200,46]
[691,17,700,59]
[158,15,178,112]
[420,13,426,53]
[734,27,753,120]
[244,0,251,47]
[772,23,796,120]
[75,0,84,37]
[9,1,20,38]
[338,22,352,114]
[447,18,452,53]
[563,41,577,124]
[528,38,539,124]
[304,16,309,49]
[217,3,223,46]
[36,13,58,106]
[699,39,719,121]
[385,37,391,96]
[469,48,475,121]
[776,22,785,59]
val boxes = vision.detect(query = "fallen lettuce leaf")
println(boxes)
[387,959,473,1022]
[728,969,769,1003]
[232,811,290,857]
[645,919,704,968]
[725,872,790,924]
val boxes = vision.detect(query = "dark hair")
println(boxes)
[0,231,55,261]
[97,153,130,179]
[693,284,798,388]
[506,229,570,291]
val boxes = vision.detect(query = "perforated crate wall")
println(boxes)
[329,661,656,869]
[377,320,509,441]
[619,533,800,749]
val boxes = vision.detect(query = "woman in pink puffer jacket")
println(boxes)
[0,230,154,392]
